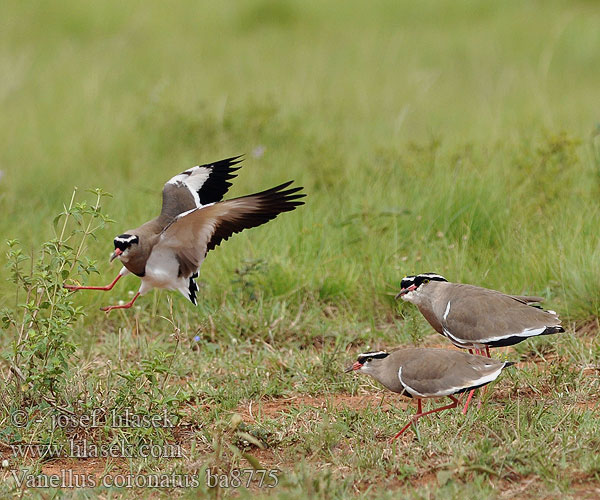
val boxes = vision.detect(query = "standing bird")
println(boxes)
[64,156,305,312]
[395,273,563,356]
[345,348,514,440]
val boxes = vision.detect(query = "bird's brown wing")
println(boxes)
[160,156,243,220]
[442,285,562,346]
[155,181,305,278]
[397,349,508,397]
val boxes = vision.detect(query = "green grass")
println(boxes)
[1,0,600,498]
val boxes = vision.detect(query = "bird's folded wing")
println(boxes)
[160,156,243,219]
[400,353,505,397]
[443,289,561,344]
[155,181,305,278]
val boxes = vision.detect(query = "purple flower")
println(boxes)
[193,335,201,342]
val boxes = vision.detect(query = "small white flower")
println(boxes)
[128,291,134,297]
[118,300,125,306]
[2,459,9,467]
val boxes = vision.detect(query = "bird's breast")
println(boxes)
[143,247,183,290]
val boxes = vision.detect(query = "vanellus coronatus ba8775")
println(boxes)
[395,273,563,356]
[64,156,305,312]
[345,348,514,440]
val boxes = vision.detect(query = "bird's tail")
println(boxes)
[179,272,199,305]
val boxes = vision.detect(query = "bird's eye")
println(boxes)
[366,357,372,363]
[424,279,429,284]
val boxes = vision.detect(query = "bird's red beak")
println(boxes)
[395,284,417,299]
[344,361,363,373]
[110,248,123,263]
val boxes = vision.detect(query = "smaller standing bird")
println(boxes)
[345,348,514,440]
[64,156,305,312]
[395,273,563,355]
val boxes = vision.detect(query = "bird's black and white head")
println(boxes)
[344,351,390,374]
[110,233,140,263]
[395,273,447,302]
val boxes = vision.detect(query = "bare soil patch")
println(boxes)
[235,393,410,423]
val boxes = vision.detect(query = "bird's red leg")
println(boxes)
[472,347,492,409]
[462,389,476,414]
[391,396,459,441]
[463,348,484,413]
[416,396,459,418]
[100,292,140,313]
[391,399,422,441]
[64,274,123,291]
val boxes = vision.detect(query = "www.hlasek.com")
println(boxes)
[11,439,183,459]
[10,469,280,489]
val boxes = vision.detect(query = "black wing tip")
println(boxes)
[260,182,306,211]
[503,361,517,368]
[219,153,244,161]
[194,155,246,205]
[218,154,244,166]
[279,186,306,197]
[260,181,307,198]
[264,180,295,191]
[199,155,245,171]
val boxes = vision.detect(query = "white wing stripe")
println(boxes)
[184,167,210,192]
[443,301,451,321]
[442,325,550,345]
[167,166,212,208]
[442,327,474,347]
[475,326,547,343]
[176,207,200,219]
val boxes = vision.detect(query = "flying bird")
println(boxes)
[64,156,305,312]
[345,348,514,440]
